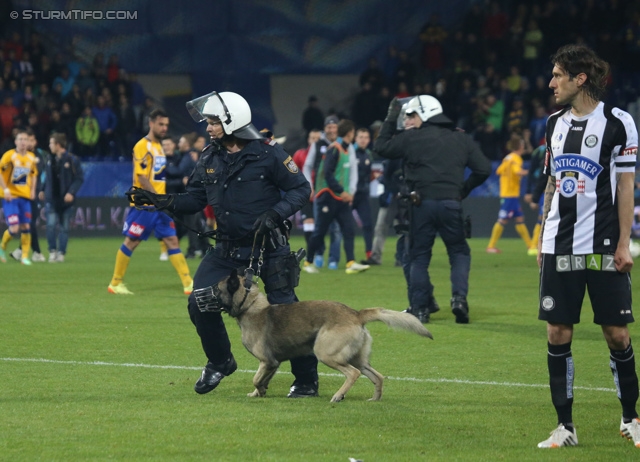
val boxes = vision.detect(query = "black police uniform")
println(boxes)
[374,118,491,323]
[168,138,319,393]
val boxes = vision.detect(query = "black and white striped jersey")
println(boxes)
[542,102,638,255]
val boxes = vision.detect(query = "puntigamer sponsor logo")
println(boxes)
[554,154,603,180]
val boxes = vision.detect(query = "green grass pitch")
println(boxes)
[1,236,639,460]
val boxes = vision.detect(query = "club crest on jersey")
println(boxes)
[584,134,598,148]
[554,154,603,180]
[559,176,578,198]
[283,156,298,173]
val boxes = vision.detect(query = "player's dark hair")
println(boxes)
[149,108,168,121]
[551,44,609,102]
[50,132,67,148]
[15,128,30,138]
[356,127,370,136]
[337,119,355,138]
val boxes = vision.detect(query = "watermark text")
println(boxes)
[11,10,138,20]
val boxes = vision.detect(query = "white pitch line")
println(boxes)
[0,357,616,393]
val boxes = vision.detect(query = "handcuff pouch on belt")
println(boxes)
[262,247,306,293]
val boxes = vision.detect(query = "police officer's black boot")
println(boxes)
[287,380,319,398]
[451,295,469,324]
[403,306,430,323]
[194,356,238,394]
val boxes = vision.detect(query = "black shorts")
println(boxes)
[538,253,633,325]
[300,201,314,222]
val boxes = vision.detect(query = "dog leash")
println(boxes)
[245,233,266,290]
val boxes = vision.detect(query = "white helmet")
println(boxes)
[186,91,263,140]
[404,95,451,124]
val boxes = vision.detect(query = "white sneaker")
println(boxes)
[159,252,169,261]
[620,418,640,448]
[538,424,578,448]
[56,253,65,262]
[303,262,319,274]
[32,252,45,262]
[48,251,58,263]
[10,248,22,261]
[345,261,370,274]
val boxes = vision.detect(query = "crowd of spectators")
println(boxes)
[0,30,149,160]
[341,0,640,161]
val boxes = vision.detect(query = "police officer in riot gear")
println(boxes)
[131,91,319,397]
[374,95,491,324]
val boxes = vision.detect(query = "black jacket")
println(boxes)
[42,150,84,208]
[374,121,491,200]
[171,139,311,239]
[164,151,185,194]
[354,146,372,195]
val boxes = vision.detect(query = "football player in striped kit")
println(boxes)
[536,44,640,449]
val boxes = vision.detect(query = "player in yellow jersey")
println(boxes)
[108,109,193,294]
[0,129,38,265]
[487,135,532,253]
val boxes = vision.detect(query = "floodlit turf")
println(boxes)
[1,236,639,460]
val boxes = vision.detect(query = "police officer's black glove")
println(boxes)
[126,186,174,211]
[252,209,280,237]
[384,97,402,122]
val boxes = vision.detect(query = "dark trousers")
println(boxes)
[187,244,318,384]
[30,199,42,253]
[352,191,373,253]
[307,194,356,263]
[312,199,342,264]
[409,199,470,310]
[182,212,208,254]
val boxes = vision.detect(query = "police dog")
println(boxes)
[217,269,433,402]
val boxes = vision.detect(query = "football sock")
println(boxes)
[610,341,639,421]
[487,222,503,249]
[1,229,12,250]
[110,244,132,286]
[515,223,532,248]
[531,223,541,249]
[548,342,574,427]
[168,248,192,287]
[159,240,167,255]
[20,229,31,257]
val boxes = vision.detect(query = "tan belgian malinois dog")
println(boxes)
[216,269,433,402]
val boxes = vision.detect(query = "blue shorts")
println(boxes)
[498,197,523,220]
[3,198,32,226]
[122,207,176,240]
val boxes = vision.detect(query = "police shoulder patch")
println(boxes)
[283,156,298,173]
